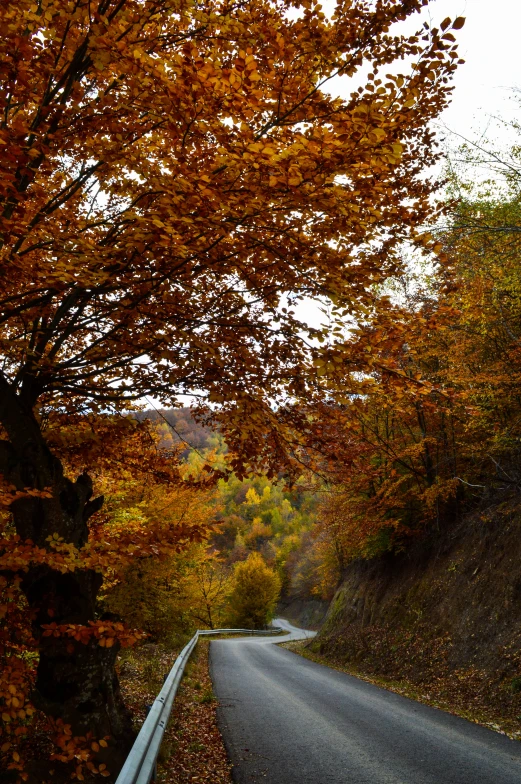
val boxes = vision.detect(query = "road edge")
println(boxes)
[279,639,521,742]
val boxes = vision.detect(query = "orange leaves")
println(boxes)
[0,484,53,509]
[41,620,146,648]
[0,0,463,458]
[0,477,212,581]
[0,681,34,724]
[49,719,111,778]
[0,648,36,778]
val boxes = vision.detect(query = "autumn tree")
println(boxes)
[309,139,521,587]
[438,165,521,490]
[0,414,213,779]
[0,0,464,767]
[97,458,218,642]
[182,551,232,630]
[227,552,281,629]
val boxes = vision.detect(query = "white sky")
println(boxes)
[430,0,521,144]
[319,0,521,148]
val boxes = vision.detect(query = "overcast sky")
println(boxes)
[291,0,521,327]
[323,0,521,145]
[430,0,521,144]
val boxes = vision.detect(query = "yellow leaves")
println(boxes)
[228,551,280,627]
[245,487,261,505]
[368,127,386,144]
[91,51,112,71]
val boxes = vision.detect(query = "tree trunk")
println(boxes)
[0,378,134,774]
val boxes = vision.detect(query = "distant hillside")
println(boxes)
[134,408,216,453]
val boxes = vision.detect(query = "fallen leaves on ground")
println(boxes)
[118,640,232,783]
[282,641,521,741]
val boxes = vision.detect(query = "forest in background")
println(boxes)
[114,409,322,631]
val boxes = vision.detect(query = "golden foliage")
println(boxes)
[227,551,281,629]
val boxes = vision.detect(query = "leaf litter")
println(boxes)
[118,640,232,783]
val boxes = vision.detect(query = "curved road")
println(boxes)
[210,619,521,784]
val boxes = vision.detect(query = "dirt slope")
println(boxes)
[314,500,521,734]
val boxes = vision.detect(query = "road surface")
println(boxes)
[210,618,521,784]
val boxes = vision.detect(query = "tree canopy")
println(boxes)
[1,0,462,446]
[0,0,465,779]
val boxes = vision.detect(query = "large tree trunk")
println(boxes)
[0,378,134,775]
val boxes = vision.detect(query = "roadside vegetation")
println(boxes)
[118,641,232,783]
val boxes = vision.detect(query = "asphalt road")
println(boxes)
[210,619,521,784]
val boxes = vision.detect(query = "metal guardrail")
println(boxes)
[115,627,284,784]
